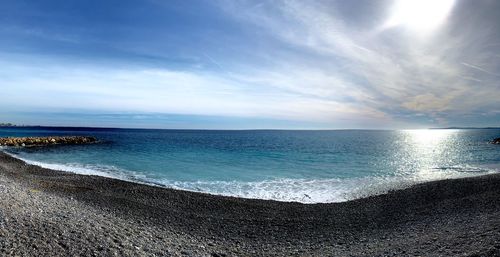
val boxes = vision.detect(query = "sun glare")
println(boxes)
[384,0,455,33]
[405,129,454,147]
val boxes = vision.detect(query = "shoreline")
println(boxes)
[1,151,500,256]
[4,149,497,204]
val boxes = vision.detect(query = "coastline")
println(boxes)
[0,151,499,256]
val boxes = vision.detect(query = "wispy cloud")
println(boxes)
[217,0,500,126]
[0,55,388,127]
[461,62,500,77]
[0,0,498,128]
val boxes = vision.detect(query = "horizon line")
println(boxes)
[1,124,499,131]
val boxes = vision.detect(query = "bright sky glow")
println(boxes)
[0,0,498,129]
[384,0,456,33]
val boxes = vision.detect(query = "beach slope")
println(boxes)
[0,152,499,256]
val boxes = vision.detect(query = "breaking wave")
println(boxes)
[3,150,497,203]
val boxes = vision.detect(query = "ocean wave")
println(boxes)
[161,167,497,203]
[2,150,497,203]
[2,150,146,182]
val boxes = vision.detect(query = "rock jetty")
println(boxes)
[0,136,97,147]
[492,138,500,144]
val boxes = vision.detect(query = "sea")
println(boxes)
[1,127,499,203]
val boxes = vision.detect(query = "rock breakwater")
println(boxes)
[0,136,97,147]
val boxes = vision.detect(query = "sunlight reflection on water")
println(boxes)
[401,129,465,180]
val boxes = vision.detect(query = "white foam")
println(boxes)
[2,150,138,181]
[2,150,497,203]
[161,167,496,203]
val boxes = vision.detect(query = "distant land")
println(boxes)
[429,127,500,130]
[0,123,33,127]
[1,123,499,130]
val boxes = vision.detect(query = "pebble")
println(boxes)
[0,151,499,256]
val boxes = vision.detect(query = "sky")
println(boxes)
[0,0,499,129]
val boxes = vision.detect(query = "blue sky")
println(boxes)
[1,0,499,129]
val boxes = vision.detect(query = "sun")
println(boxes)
[384,0,455,33]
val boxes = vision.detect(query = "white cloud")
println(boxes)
[1,0,498,128]
[218,0,500,125]
[0,57,390,127]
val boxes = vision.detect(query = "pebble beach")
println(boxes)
[0,151,499,256]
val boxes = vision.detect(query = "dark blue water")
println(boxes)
[1,127,499,202]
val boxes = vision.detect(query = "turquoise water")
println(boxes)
[1,127,499,203]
